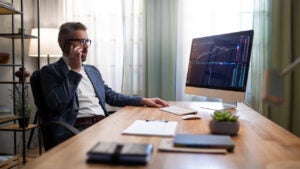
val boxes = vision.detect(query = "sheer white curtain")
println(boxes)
[122,1,146,96]
[248,0,270,113]
[176,0,254,101]
[62,0,145,95]
[145,0,177,100]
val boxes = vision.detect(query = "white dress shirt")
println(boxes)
[62,56,105,117]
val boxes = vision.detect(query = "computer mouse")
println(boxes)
[182,114,201,120]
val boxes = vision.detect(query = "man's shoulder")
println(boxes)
[83,64,100,72]
[43,57,64,67]
[84,64,97,69]
[40,58,66,74]
[83,64,103,80]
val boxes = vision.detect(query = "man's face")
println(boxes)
[64,30,90,62]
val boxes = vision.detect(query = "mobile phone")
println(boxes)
[62,41,71,54]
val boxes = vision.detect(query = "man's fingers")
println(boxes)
[154,98,169,107]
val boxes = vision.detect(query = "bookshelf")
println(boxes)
[0,0,40,164]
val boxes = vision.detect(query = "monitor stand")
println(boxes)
[200,99,237,111]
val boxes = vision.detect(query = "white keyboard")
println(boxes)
[160,105,197,116]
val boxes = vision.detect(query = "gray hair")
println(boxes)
[58,22,87,42]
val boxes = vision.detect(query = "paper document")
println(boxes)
[122,120,178,137]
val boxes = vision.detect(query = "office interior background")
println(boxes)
[0,0,299,154]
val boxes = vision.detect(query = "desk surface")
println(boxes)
[23,102,300,169]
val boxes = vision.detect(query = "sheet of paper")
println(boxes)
[122,120,178,137]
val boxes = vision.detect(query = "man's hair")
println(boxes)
[58,22,87,42]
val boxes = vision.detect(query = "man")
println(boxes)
[39,22,169,144]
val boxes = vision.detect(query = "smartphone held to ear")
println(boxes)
[62,42,71,54]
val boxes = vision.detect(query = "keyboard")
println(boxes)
[160,105,197,116]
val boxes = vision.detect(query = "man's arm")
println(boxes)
[40,64,82,116]
[86,65,169,108]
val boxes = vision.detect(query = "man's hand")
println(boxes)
[141,98,169,108]
[68,45,83,72]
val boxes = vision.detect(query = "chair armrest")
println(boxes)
[40,120,80,151]
[44,121,80,135]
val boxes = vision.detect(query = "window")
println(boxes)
[176,0,254,101]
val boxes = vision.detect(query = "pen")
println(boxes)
[145,120,168,123]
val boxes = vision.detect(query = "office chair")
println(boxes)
[30,70,79,151]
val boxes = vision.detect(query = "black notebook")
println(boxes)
[86,142,154,165]
[173,134,235,152]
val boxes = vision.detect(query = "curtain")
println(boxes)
[145,0,177,100]
[266,0,300,136]
[63,0,124,92]
[246,0,270,114]
[291,0,300,136]
[176,0,254,101]
[122,0,146,96]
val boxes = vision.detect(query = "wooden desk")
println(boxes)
[22,102,300,169]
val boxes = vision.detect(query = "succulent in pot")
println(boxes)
[209,110,239,135]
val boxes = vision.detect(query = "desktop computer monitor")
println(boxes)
[185,30,254,110]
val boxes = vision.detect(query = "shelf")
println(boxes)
[0,0,41,164]
[0,124,38,131]
[0,33,37,39]
[0,115,20,125]
[0,64,23,67]
[0,2,21,15]
[0,81,30,84]
[0,155,19,168]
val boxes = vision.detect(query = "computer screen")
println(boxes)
[185,30,254,110]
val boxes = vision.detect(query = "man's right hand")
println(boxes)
[68,45,83,72]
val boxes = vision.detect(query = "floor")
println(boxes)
[19,146,44,168]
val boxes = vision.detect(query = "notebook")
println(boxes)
[158,138,227,154]
[86,142,153,165]
[173,134,235,152]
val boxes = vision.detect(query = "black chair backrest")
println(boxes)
[30,70,79,151]
[30,70,55,150]
[30,70,49,121]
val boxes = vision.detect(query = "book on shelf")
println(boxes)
[86,141,154,165]
[0,155,19,168]
[173,134,235,152]
[0,1,15,10]
[0,1,20,14]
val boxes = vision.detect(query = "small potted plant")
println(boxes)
[9,84,33,128]
[209,110,239,135]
